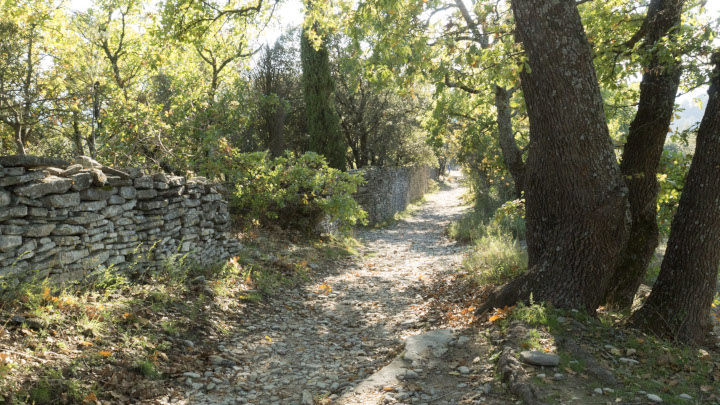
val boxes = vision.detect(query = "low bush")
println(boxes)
[491,198,526,240]
[449,197,525,244]
[462,228,528,287]
[230,152,367,234]
[449,186,527,287]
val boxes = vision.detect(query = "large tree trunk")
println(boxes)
[480,0,629,313]
[604,0,685,311]
[629,53,720,343]
[495,85,525,199]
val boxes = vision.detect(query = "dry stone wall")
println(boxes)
[0,155,241,289]
[353,166,439,225]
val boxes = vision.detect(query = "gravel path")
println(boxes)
[181,177,472,405]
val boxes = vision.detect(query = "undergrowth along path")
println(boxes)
[181,177,473,405]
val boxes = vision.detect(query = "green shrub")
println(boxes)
[136,359,160,379]
[449,197,525,244]
[230,151,367,234]
[447,186,505,243]
[447,208,487,243]
[462,228,528,287]
[28,382,51,404]
[491,198,526,240]
[657,146,692,237]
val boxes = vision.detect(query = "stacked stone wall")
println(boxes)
[353,166,439,225]
[0,155,241,288]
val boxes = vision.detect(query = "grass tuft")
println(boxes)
[462,229,528,287]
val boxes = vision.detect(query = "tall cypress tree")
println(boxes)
[300,26,347,170]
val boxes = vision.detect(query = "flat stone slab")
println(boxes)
[101,166,131,179]
[338,329,457,400]
[15,176,73,199]
[340,356,407,398]
[0,155,69,169]
[404,329,456,363]
[519,351,560,367]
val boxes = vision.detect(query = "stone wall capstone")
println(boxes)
[0,155,242,289]
[352,165,439,225]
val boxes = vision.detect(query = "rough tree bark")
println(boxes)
[629,53,720,343]
[604,0,685,311]
[480,0,629,313]
[268,102,286,158]
[495,85,525,199]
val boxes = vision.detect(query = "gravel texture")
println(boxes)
[176,178,490,405]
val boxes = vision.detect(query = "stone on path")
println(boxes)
[519,351,561,367]
[403,329,455,364]
[619,357,640,365]
[647,393,663,402]
[301,390,313,405]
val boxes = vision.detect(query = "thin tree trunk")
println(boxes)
[453,0,525,194]
[268,101,286,158]
[13,125,25,155]
[629,53,720,343]
[72,110,85,156]
[17,27,33,155]
[604,0,685,311]
[480,0,629,313]
[495,85,525,199]
[359,129,369,168]
[90,81,99,158]
[209,69,219,103]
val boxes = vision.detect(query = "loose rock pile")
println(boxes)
[0,155,241,288]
